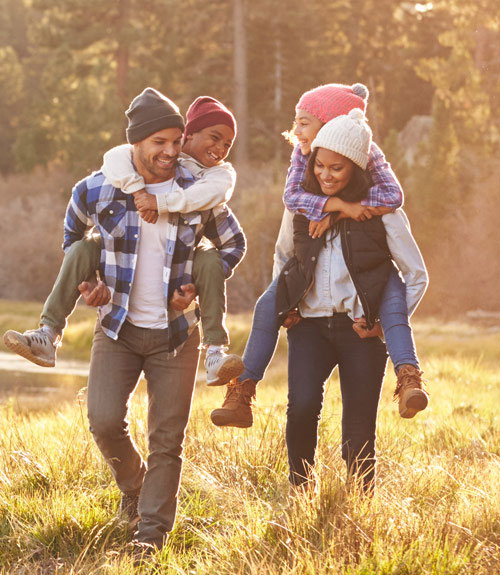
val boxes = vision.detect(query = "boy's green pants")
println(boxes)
[40,236,229,346]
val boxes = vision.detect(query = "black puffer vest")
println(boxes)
[276,213,395,329]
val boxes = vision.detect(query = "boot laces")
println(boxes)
[223,379,256,407]
[393,367,426,401]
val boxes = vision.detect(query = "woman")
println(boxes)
[277,109,428,490]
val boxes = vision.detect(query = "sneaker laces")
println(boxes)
[24,329,57,347]
[205,349,226,369]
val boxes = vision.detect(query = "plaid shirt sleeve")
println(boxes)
[203,206,246,278]
[283,145,328,222]
[362,142,404,209]
[63,178,94,252]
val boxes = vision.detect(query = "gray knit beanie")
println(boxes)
[311,108,372,170]
[126,87,185,144]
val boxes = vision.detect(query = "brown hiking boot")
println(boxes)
[210,378,256,428]
[394,364,429,419]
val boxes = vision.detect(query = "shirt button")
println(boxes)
[129,283,132,287]
[311,256,316,261]
[284,271,289,275]
[134,234,138,238]
[109,210,114,214]
[184,220,188,224]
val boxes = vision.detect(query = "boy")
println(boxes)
[4,95,245,386]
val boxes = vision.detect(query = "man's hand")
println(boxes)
[169,284,197,311]
[282,309,302,329]
[133,190,159,224]
[352,317,383,339]
[309,214,332,238]
[78,280,111,307]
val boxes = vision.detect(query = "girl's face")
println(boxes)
[313,148,355,196]
[294,109,323,155]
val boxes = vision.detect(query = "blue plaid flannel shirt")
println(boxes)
[283,143,404,221]
[63,163,246,355]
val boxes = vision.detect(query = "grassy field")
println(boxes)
[1,301,500,574]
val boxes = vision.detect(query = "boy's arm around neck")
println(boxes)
[157,159,236,214]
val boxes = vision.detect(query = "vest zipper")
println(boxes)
[341,220,374,326]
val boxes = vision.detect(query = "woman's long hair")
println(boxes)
[302,147,372,237]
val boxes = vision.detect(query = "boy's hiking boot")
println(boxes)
[210,378,256,428]
[394,364,429,419]
[205,350,244,386]
[3,327,57,368]
[119,493,140,529]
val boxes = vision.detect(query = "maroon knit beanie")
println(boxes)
[184,96,237,139]
[296,83,369,124]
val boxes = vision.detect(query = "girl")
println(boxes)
[211,83,424,428]
[278,109,428,489]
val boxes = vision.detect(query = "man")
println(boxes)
[63,88,246,552]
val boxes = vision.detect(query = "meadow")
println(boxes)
[1,301,500,574]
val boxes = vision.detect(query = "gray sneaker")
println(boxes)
[3,328,57,368]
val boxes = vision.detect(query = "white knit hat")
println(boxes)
[311,108,372,170]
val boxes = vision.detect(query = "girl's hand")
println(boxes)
[338,202,374,222]
[78,280,111,307]
[309,214,332,238]
[352,317,383,339]
[283,309,302,329]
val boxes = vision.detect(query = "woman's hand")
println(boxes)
[309,214,332,238]
[283,309,302,329]
[139,210,159,224]
[352,317,383,339]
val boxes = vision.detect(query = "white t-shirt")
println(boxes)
[127,179,174,329]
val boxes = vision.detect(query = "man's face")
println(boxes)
[133,127,183,184]
[183,124,235,168]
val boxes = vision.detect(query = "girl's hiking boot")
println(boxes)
[210,378,256,428]
[394,364,429,418]
[3,327,58,368]
[205,350,244,386]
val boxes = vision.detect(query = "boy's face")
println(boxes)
[294,110,323,156]
[133,127,183,184]
[183,124,235,167]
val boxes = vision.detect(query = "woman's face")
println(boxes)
[313,148,355,196]
[294,109,323,155]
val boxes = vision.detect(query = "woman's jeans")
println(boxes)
[286,315,388,488]
[241,269,419,383]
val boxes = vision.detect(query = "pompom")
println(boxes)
[351,83,369,101]
[348,108,366,121]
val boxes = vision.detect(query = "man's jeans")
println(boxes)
[41,236,228,346]
[286,315,388,488]
[87,321,200,547]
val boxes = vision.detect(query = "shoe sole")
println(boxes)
[400,390,429,419]
[206,355,245,387]
[3,331,55,368]
[210,412,253,428]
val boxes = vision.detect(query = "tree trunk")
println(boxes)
[116,0,130,110]
[233,0,249,165]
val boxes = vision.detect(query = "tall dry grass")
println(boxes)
[1,312,500,574]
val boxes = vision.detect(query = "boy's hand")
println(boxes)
[309,214,332,238]
[139,209,158,224]
[133,190,157,212]
[283,309,302,329]
[352,317,383,339]
[133,190,159,224]
[78,280,111,307]
[169,284,197,311]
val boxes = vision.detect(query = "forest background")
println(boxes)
[0,0,499,318]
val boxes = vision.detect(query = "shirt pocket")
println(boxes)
[178,213,202,245]
[96,200,127,238]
